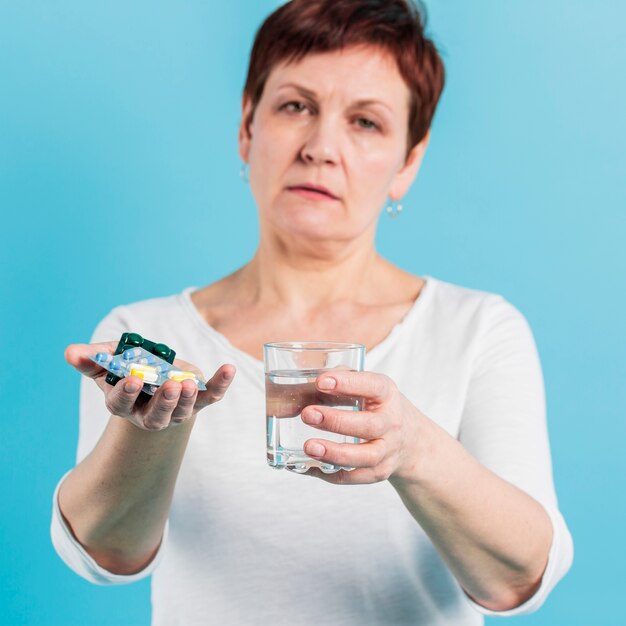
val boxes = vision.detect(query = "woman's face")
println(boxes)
[239,44,428,247]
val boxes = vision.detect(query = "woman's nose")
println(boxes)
[300,116,340,165]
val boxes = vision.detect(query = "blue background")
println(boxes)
[1,1,624,624]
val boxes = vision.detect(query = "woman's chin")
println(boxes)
[269,204,338,233]
[262,201,375,245]
[278,213,353,241]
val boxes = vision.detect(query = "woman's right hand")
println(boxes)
[64,342,236,431]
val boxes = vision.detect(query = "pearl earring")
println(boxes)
[240,162,249,183]
[386,199,403,218]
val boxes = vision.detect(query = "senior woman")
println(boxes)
[52,1,573,624]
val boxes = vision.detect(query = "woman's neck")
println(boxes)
[239,239,385,313]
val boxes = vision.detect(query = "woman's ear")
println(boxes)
[238,96,254,163]
[389,129,431,201]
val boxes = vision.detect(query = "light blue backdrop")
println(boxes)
[1,1,624,625]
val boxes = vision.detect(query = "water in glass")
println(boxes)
[266,368,363,473]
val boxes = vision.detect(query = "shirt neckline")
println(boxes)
[178,275,437,370]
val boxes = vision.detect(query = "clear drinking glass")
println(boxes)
[264,341,365,474]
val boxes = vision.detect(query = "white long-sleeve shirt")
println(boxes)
[51,275,573,626]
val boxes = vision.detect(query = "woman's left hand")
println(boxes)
[300,371,424,484]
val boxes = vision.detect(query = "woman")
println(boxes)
[52,1,573,624]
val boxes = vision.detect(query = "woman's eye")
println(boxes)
[281,101,308,113]
[356,117,379,131]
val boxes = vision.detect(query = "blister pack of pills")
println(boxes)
[91,346,207,395]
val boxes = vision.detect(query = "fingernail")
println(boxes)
[124,382,141,394]
[303,409,323,424]
[181,387,195,398]
[307,442,325,457]
[164,388,180,400]
[318,377,336,390]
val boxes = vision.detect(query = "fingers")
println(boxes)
[96,351,235,430]
[140,363,235,427]
[170,379,199,423]
[104,374,145,419]
[195,364,236,409]
[316,370,394,405]
[105,376,200,430]
[64,342,118,378]
[302,438,393,480]
[141,382,184,430]
[298,466,383,486]
[301,406,387,440]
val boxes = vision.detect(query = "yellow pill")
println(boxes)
[130,365,158,384]
[168,371,198,383]
[129,367,145,380]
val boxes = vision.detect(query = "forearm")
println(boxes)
[58,415,195,574]
[389,413,553,611]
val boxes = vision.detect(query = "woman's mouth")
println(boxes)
[286,185,339,201]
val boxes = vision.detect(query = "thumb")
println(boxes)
[64,341,118,379]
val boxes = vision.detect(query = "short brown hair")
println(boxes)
[242,0,445,157]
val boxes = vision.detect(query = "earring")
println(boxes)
[240,162,249,183]
[386,199,403,218]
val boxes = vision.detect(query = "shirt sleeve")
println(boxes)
[457,296,574,616]
[50,306,169,585]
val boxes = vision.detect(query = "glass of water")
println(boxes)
[264,341,365,474]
